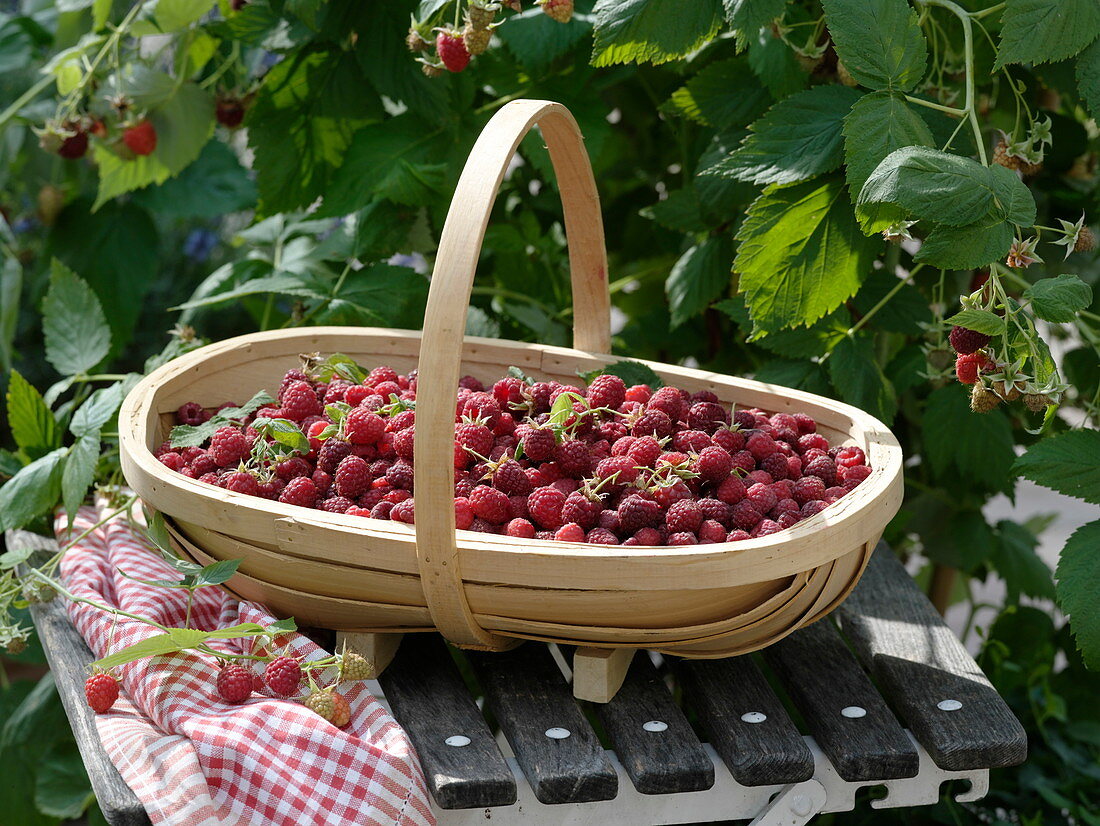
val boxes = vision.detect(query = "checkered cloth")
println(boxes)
[56,505,434,826]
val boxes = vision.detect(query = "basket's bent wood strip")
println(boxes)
[8,531,152,826]
[762,620,919,781]
[675,655,814,786]
[836,544,1027,771]
[589,654,715,795]
[375,635,518,810]
[466,645,618,804]
[415,99,610,649]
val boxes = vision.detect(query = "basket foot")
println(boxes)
[336,632,403,679]
[573,647,635,703]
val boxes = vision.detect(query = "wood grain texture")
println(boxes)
[8,531,151,826]
[763,620,918,781]
[376,634,517,809]
[675,655,815,786]
[591,654,714,795]
[573,646,634,703]
[837,543,1027,771]
[467,644,618,804]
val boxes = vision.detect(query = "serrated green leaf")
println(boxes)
[41,260,110,377]
[267,617,298,634]
[155,0,217,31]
[746,24,808,99]
[1025,274,1094,323]
[923,385,1015,491]
[0,251,21,375]
[695,130,760,218]
[70,383,123,437]
[6,370,60,460]
[498,6,593,73]
[843,91,935,201]
[914,217,1015,270]
[168,390,275,448]
[943,307,1006,336]
[641,188,712,232]
[195,558,241,587]
[851,270,932,335]
[253,417,310,454]
[912,502,995,571]
[822,0,928,91]
[1077,39,1100,119]
[1014,430,1100,504]
[175,274,324,310]
[724,0,788,48]
[0,449,66,532]
[592,0,724,66]
[987,164,1037,226]
[993,520,1055,603]
[828,335,897,424]
[735,176,880,332]
[667,237,731,328]
[61,431,99,529]
[1056,519,1100,669]
[754,359,833,395]
[92,633,196,670]
[718,297,848,358]
[134,140,256,219]
[994,0,1100,71]
[667,58,771,131]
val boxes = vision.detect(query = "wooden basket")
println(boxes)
[118,100,903,674]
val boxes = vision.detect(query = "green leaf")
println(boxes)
[592,0,724,66]
[499,6,594,73]
[994,0,1100,70]
[843,91,935,201]
[914,217,1015,270]
[41,260,111,377]
[70,383,124,437]
[175,274,324,310]
[822,0,928,91]
[6,370,60,460]
[1013,429,1100,504]
[133,140,256,219]
[315,264,428,331]
[666,236,731,328]
[1056,519,1100,669]
[716,85,861,186]
[735,175,880,332]
[155,0,217,31]
[354,5,449,119]
[851,270,932,335]
[987,164,1037,226]
[828,335,897,424]
[1025,274,1094,323]
[943,307,1007,336]
[168,390,275,448]
[61,431,99,528]
[993,520,1055,603]
[695,130,761,217]
[252,417,309,454]
[35,740,93,820]
[1077,39,1100,119]
[746,25,808,99]
[923,385,1015,491]
[578,360,665,389]
[0,254,21,375]
[0,449,66,532]
[247,50,380,213]
[858,146,1004,228]
[641,188,711,233]
[667,58,771,131]
[754,359,833,395]
[911,501,995,571]
[92,632,196,670]
[718,297,847,358]
[267,617,298,634]
[195,558,241,587]
[725,0,788,47]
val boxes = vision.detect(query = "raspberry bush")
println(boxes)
[2,0,1100,822]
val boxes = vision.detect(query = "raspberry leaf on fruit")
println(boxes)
[943,308,1006,337]
[42,261,111,378]
[842,91,935,202]
[993,0,1100,71]
[1054,519,1100,669]
[1013,430,1100,505]
[591,0,724,67]
[735,176,879,332]
[253,418,310,454]
[821,0,928,92]
[666,236,732,328]
[1024,275,1094,324]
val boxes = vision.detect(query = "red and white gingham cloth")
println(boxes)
[55,505,435,826]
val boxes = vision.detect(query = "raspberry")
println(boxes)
[699,519,727,543]
[385,460,414,491]
[276,456,312,480]
[624,384,652,404]
[771,498,800,519]
[528,486,567,529]
[801,500,829,519]
[627,436,662,467]
[492,459,532,496]
[505,518,536,538]
[824,486,848,502]
[281,380,322,421]
[727,529,751,542]
[209,426,250,466]
[305,689,351,727]
[320,495,354,514]
[370,501,394,519]
[470,485,510,523]
[334,456,371,498]
[746,432,777,461]
[716,474,747,505]
[122,120,157,156]
[595,456,638,487]
[554,523,585,542]
[176,401,206,426]
[555,439,591,477]
[949,326,991,355]
[453,496,474,529]
[279,477,318,508]
[790,413,815,434]
[632,409,673,438]
[803,456,837,487]
[341,652,372,681]
[955,352,992,384]
[730,450,756,474]
[665,499,703,533]
[699,498,731,527]
[520,426,556,461]
[752,519,784,538]
[797,433,830,454]
[312,469,332,494]
[632,527,662,545]
[647,386,684,420]
[586,527,619,545]
[587,374,626,410]
[391,499,416,523]
[456,421,494,458]
[597,508,620,533]
[653,480,691,510]
[318,439,353,473]
[561,491,603,529]
[713,427,745,453]
[746,482,778,513]
[695,446,733,485]
[539,0,574,22]
[392,427,415,461]
[792,476,826,505]
[85,673,119,713]
[436,28,471,72]
[668,532,698,545]
[687,401,728,433]
[159,452,185,472]
[384,488,411,504]
[368,366,399,387]
[760,453,789,480]
[216,663,253,703]
[264,656,302,697]
[225,471,260,496]
[731,500,763,531]
[346,409,386,445]
[842,464,873,486]
[836,446,866,468]
[674,430,712,454]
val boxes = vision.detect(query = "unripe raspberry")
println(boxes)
[341,651,373,681]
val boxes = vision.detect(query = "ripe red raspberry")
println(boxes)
[470,485,510,523]
[587,374,626,409]
[279,477,318,508]
[746,482,778,513]
[824,486,848,502]
[392,427,415,461]
[699,498,731,527]
[694,446,733,485]
[746,432,778,461]
[520,426,556,461]
[554,523,585,542]
[370,500,394,519]
[391,499,416,523]
[731,500,763,531]
[687,401,729,433]
[631,527,662,545]
[840,464,873,486]
[665,499,703,533]
[674,430,711,454]
[714,475,746,507]
[752,519,784,538]
[159,452,185,472]
[85,673,119,713]
[385,460,414,491]
[275,456,311,480]
[436,28,471,72]
[647,386,684,420]
[668,532,698,545]
[367,366,399,387]
[225,471,260,496]
[835,446,866,468]
[791,413,816,434]
[727,529,751,542]
[598,420,629,443]
[528,486,567,529]
[554,439,591,477]
[493,377,525,408]
[312,469,332,495]
[653,480,691,510]
[318,439,353,474]
[486,459,528,496]
[585,527,619,545]
[730,449,756,474]
[632,408,673,438]
[713,427,745,453]
[280,380,322,421]
[264,656,301,697]
[760,453,789,481]
[803,455,837,487]
[334,456,371,498]
[955,352,993,384]
[771,498,800,520]
[209,426,250,466]
[561,491,603,529]
[176,401,206,426]
[384,488,411,504]
[792,476,826,506]
[592,456,636,488]
[797,433,830,454]
[216,663,253,703]
[699,519,727,543]
[505,518,536,538]
[122,120,157,156]
[624,384,652,404]
[345,409,386,445]
[949,325,991,355]
[456,421,494,458]
[321,495,355,513]
[627,436,662,467]
[801,500,829,519]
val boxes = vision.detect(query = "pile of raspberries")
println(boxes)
[155,363,872,547]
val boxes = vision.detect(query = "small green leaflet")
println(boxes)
[943,308,1006,336]
[822,0,928,91]
[724,0,787,49]
[1056,519,1100,669]
[548,391,585,428]
[577,360,665,389]
[61,431,100,531]
[42,260,111,377]
[169,390,275,448]
[6,369,61,461]
[992,520,1055,603]
[91,620,282,671]
[591,0,725,67]
[507,366,535,385]
[994,0,1100,71]
[746,24,807,100]
[1077,39,1100,119]
[666,236,732,328]
[1024,274,1093,323]
[842,91,934,202]
[914,217,1015,270]
[0,449,66,533]
[252,417,310,455]
[313,353,368,384]
[1013,429,1100,505]
[70,382,124,437]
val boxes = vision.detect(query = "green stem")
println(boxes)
[184,589,194,629]
[904,95,966,117]
[0,75,54,130]
[34,570,173,633]
[61,0,148,117]
[970,2,1005,19]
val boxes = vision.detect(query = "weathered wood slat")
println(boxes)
[837,543,1027,770]
[467,644,618,804]
[764,620,919,781]
[376,634,517,809]
[8,530,152,826]
[675,655,814,786]
[591,654,714,795]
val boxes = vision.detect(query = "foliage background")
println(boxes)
[1,0,1099,822]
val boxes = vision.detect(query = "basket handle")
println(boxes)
[413,100,611,650]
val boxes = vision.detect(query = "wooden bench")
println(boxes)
[10,532,1026,826]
